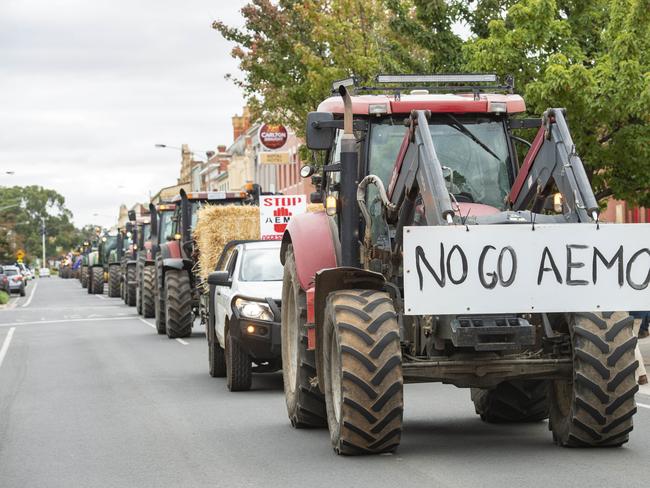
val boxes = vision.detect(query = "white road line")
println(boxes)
[138,318,156,329]
[175,339,189,345]
[638,403,650,410]
[0,327,16,368]
[0,316,136,328]
[95,295,106,300]
[21,281,38,308]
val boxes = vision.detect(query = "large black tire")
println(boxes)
[208,302,226,377]
[87,267,94,294]
[154,261,166,334]
[281,245,326,428]
[471,381,549,423]
[226,328,252,391]
[142,266,155,318]
[549,311,638,447]
[135,272,143,315]
[91,267,104,295]
[19,286,26,297]
[322,289,403,455]
[108,265,120,298]
[126,265,136,306]
[164,269,192,339]
[81,266,88,289]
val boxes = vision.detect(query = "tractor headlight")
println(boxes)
[234,298,274,321]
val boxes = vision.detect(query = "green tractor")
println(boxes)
[108,225,130,298]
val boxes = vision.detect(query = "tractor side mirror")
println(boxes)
[310,192,323,204]
[208,271,231,287]
[128,210,136,221]
[306,112,334,150]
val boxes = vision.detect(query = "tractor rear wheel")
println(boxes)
[471,381,549,423]
[135,271,143,315]
[142,266,155,318]
[108,265,120,298]
[281,245,326,428]
[549,312,638,447]
[91,267,104,295]
[87,267,94,294]
[225,328,252,391]
[322,289,403,455]
[126,265,136,306]
[164,269,192,339]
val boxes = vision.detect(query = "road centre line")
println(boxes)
[136,318,187,345]
[21,281,38,308]
[0,327,16,369]
[0,316,137,328]
[138,318,156,329]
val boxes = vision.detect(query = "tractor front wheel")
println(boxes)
[164,269,192,339]
[91,267,104,295]
[142,266,155,318]
[81,266,88,288]
[281,245,326,428]
[126,265,136,306]
[549,312,638,447]
[108,265,120,298]
[323,289,403,455]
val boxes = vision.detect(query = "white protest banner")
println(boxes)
[260,195,307,241]
[403,223,650,315]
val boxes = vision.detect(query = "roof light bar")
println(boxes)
[332,77,356,91]
[376,74,498,84]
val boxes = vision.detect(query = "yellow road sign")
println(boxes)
[16,249,25,261]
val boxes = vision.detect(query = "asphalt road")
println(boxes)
[1,277,649,488]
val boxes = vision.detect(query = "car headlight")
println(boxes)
[234,298,274,321]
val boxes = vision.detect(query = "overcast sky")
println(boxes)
[0,0,248,228]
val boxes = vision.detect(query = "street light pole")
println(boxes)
[41,217,46,268]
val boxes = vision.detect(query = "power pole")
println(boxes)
[41,217,46,268]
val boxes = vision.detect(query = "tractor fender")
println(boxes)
[312,267,386,392]
[280,212,340,291]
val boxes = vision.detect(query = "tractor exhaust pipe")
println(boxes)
[338,85,360,268]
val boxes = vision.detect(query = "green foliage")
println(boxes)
[0,291,9,305]
[216,0,650,205]
[0,186,86,264]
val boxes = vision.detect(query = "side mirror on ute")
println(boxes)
[306,112,334,150]
[208,271,231,287]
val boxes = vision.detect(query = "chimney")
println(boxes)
[217,145,227,153]
[232,106,251,142]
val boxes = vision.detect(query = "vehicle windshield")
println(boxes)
[368,116,511,209]
[5,269,17,276]
[142,223,151,241]
[159,211,175,241]
[239,248,283,282]
[102,236,118,261]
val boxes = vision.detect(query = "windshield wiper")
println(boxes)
[443,114,502,163]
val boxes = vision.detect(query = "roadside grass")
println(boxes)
[0,291,9,305]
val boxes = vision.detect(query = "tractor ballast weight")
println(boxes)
[281,74,643,454]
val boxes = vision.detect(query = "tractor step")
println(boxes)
[450,316,534,351]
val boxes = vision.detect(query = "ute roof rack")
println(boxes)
[331,73,514,101]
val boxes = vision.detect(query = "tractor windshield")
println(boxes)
[159,211,175,242]
[142,223,151,241]
[101,236,118,262]
[368,116,511,209]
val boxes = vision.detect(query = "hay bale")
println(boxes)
[193,201,324,283]
[193,205,260,282]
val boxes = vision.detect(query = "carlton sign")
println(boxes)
[259,124,288,150]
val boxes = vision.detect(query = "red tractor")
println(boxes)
[156,189,252,339]
[148,201,177,333]
[280,74,644,454]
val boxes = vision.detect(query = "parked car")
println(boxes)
[0,267,10,295]
[208,241,284,391]
[39,268,51,278]
[16,262,33,281]
[4,265,26,296]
